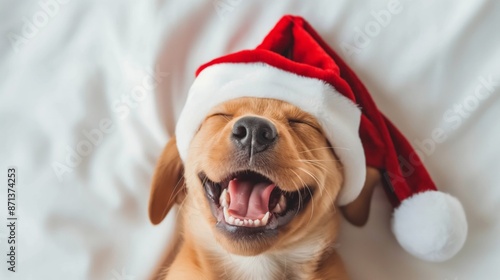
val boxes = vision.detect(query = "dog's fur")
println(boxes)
[149,97,380,280]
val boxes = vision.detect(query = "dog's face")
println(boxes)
[149,97,343,256]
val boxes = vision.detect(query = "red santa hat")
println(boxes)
[175,15,467,262]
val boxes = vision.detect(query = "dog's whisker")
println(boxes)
[297,159,341,163]
[305,160,336,208]
[298,146,334,154]
[299,166,337,215]
[297,167,321,225]
[304,184,315,226]
[170,179,187,203]
[298,146,351,154]
[165,175,185,208]
[300,160,329,175]
[297,167,321,191]
[174,184,188,222]
[290,169,308,219]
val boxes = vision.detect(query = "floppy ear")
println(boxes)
[148,136,186,225]
[341,167,381,226]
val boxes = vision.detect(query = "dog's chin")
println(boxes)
[198,170,313,256]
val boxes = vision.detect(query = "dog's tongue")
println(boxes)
[228,178,275,220]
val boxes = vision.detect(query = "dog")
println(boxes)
[148,97,381,279]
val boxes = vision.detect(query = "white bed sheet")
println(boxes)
[1,0,499,279]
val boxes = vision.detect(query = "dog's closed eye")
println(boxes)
[287,118,322,132]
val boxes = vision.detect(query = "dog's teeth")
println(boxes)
[271,194,286,214]
[272,204,281,213]
[222,214,272,227]
[222,209,271,227]
[219,189,225,206]
[261,212,270,225]
[219,189,230,208]
[279,194,286,208]
[278,194,287,213]
[254,219,261,227]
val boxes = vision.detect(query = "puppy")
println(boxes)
[149,97,379,280]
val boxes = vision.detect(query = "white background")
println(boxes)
[1,0,499,279]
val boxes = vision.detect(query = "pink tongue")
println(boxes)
[228,179,276,220]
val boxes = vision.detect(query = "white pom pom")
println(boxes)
[392,191,467,262]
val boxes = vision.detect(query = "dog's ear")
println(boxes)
[341,167,381,226]
[148,136,185,225]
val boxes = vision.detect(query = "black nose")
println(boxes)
[231,116,277,154]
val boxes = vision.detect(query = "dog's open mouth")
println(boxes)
[199,170,312,233]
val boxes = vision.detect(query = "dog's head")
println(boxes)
[149,97,344,256]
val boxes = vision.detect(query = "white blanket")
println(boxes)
[1,0,499,279]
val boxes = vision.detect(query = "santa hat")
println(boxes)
[175,15,467,262]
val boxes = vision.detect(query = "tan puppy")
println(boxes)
[149,97,378,280]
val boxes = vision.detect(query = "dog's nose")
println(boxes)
[231,116,277,154]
